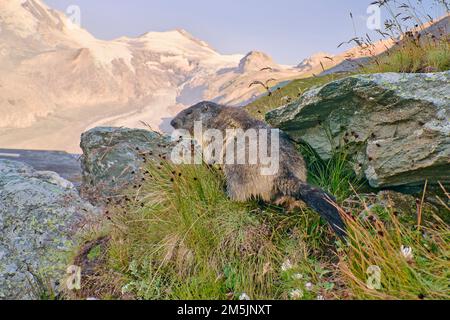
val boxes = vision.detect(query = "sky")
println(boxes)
[43,0,446,65]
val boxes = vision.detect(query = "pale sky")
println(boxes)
[44,0,446,65]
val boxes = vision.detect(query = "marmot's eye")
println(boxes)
[185,110,193,116]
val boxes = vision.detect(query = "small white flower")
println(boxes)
[317,295,325,300]
[401,245,414,261]
[305,282,314,291]
[289,289,304,300]
[281,259,293,272]
[121,284,132,295]
[292,273,303,280]
[239,293,251,301]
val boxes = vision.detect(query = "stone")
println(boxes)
[0,160,98,300]
[266,72,450,188]
[80,127,171,203]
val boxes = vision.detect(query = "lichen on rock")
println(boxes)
[0,160,98,300]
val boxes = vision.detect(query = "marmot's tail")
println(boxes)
[294,182,347,239]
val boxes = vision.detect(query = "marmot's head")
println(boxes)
[171,101,223,133]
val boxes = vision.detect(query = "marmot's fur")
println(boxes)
[171,101,346,238]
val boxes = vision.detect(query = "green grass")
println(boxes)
[338,202,450,300]
[299,143,363,201]
[358,0,450,74]
[71,150,449,300]
[362,37,450,74]
[76,160,344,300]
[108,161,343,300]
[87,245,102,262]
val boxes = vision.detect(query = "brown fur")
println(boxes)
[171,101,346,237]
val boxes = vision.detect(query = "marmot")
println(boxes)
[171,101,346,238]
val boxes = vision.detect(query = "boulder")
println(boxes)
[80,127,171,203]
[0,160,98,300]
[266,72,450,188]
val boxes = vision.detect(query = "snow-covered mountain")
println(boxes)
[0,0,304,152]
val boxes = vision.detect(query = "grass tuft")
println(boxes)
[363,36,450,73]
[96,161,337,300]
[71,153,449,300]
[336,197,449,300]
[299,143,363,201]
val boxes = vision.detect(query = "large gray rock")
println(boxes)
[267,72,450,188]
[80,127,171,203]
[0,160,97,300]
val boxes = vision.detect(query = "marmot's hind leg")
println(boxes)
[273,195,306,211]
